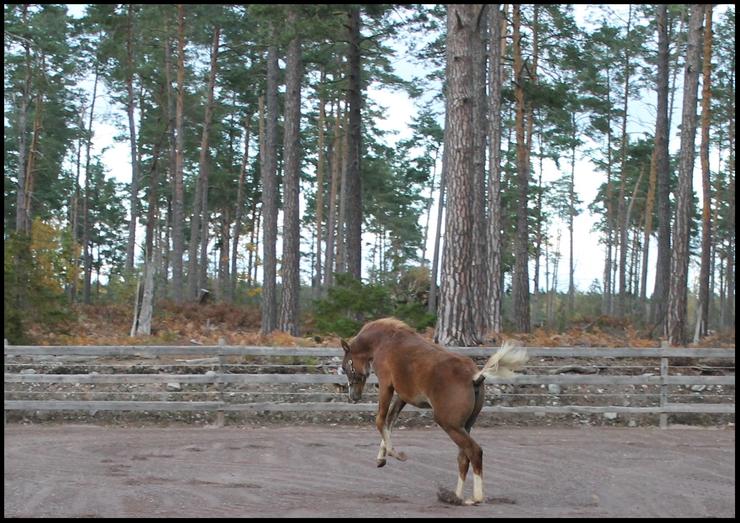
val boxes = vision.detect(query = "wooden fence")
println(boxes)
[4,344,735,428]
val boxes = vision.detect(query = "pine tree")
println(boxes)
[511,4,531,333]
[667,4,704,345]
[279,6,304,335]
[435,4,483,346]
[260,29,279,335]
[344,7,363,280]
[696,5,713,339]
[486,3,505,335]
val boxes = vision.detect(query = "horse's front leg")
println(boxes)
[375,387,407,467]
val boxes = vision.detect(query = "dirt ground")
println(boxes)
[3,424,734,518]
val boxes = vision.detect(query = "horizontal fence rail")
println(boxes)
[4,344,735,427]
[4,401,734,415]
[4,372,736,387]
[4,345,735,358]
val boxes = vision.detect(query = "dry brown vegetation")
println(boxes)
[22,302,735,349]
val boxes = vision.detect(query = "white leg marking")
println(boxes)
[473,473,483,503]
[381,427,406,461]
[455,475,465,499]
[377,438,386,460]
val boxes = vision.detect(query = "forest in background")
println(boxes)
[3,4,735,346]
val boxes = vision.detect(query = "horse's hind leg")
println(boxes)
[466,383,485,432]
[386,395,406,459]
[455,448,470,499]
[376,391,407,467]
[455,384,485,499]
[441,426,484,504]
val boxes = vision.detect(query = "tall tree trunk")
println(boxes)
[135,133,162,336]
[313,68,327,296]
[245,198,259,289]
[325,99,342,287]
[667,4,704,346]
[279,8,303,336]
[197,27,221,298]
[624,164,646,312]
[633,229,642,297]
[549,230,561,325]
[162,20,176,300]
[125,5,140,273]
[652,4,673,328]
[251,206,262,287]
[435,4,483,346]
[724,181,735,330]
[81,65,99,305]
[344,7,363,280]
[533,125,544,299]
[23,73,43,237]
[260,37,280,335]
[428,110,447,315]
[170,5,186,303]
[667,8,686,138]
[697,5,713,338]
[218,210,230,301]
[721,53,735,330]
[161,197,171,296]
[528,5,540,299]
[186,26,220,300]
[568,113,577,314]
[15,5,31,234]
[640,148,657,307]
[544,229,551,322]
[336,110,349,275]
[250,94,265,290]
[616,4,633,317]
[69,111,83,303]
[602,62,615,316]
[471,5,488,338]
[512,3,530,333]
[486,4,505,333]
[231,113,251,301]
[421,147,440,266]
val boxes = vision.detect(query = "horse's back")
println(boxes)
[373,332,477,408]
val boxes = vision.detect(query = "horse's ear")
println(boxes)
[341,339,351,353]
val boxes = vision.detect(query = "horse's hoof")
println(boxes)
[463,499,481,506]
[396,451,408,461]
[376,458,387,468]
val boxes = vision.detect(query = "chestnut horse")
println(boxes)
[340,318,527,505]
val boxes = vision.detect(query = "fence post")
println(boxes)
[4,339,7,426]
[216,338,225,427]
[659,342,669,429]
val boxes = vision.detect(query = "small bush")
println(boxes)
[4,223,76,343]
[312,273,435,337]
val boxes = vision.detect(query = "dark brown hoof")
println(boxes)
[376,458,387,468]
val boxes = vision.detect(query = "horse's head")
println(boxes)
[340,338,370,403]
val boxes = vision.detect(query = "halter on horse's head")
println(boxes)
[340,338,370,403]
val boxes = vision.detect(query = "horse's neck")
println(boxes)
[358,343,378,364]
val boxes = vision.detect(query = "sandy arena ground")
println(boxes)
[4,424,735,518]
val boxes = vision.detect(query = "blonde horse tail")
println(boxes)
[473,341,529,384]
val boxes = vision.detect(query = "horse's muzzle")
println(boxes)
[348,387,363,403]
